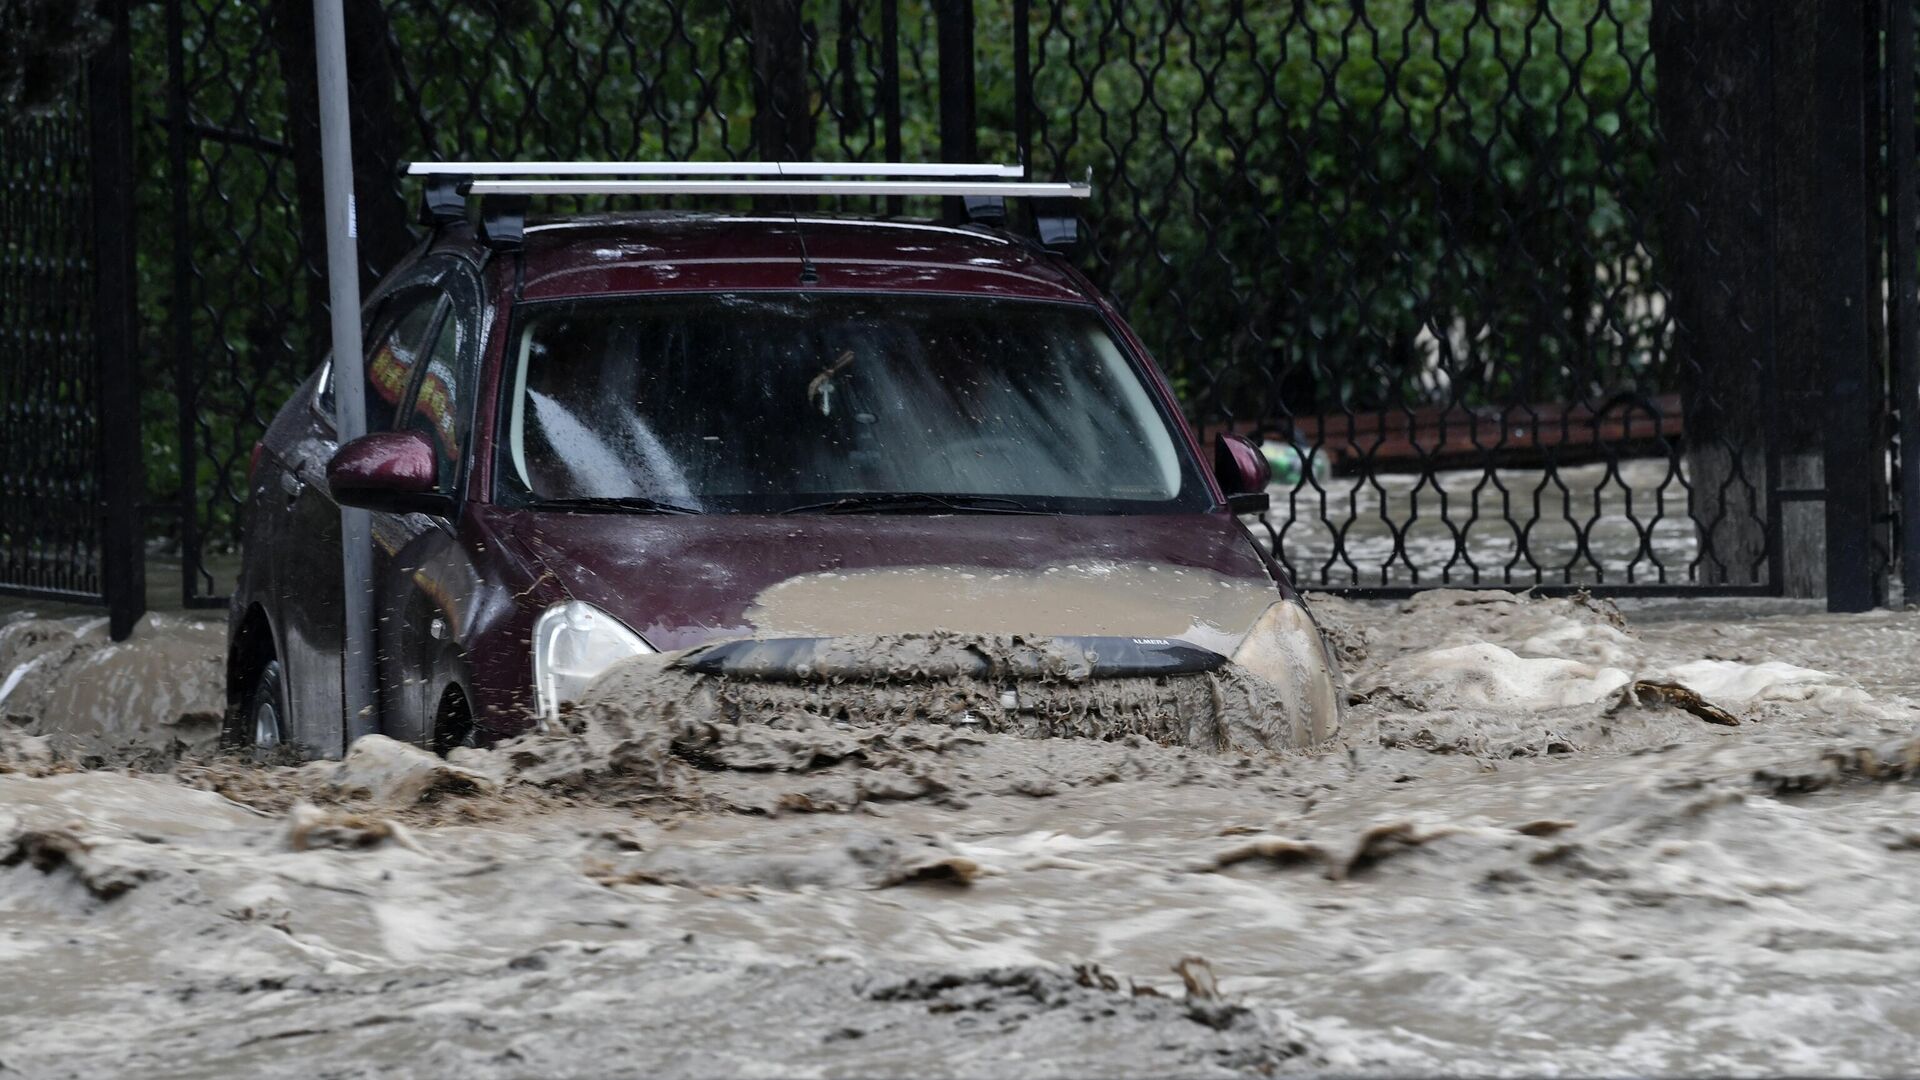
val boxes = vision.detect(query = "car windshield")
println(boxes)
[495,292,1210,514]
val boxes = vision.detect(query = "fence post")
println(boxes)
[164,0,200,609]
[1013,0,1031,176]
[1650,1,1777,591]
[88,0,144,639]
[1890,0,1920,606]
[936,0,976,218]
[749,0,812,161]
[882,0,902,215]
[881,0,902,163]
[1805,0,1882,611]
[1863,0,1895,587]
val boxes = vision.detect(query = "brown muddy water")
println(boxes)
[6,593,1920,1077]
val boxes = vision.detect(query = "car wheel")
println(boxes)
[245,658,288,760]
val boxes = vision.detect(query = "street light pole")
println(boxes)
[313,0,378,751]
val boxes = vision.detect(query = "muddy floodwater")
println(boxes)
[7,592,1920,1077]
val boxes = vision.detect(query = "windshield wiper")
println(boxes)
[780,492,1047,515]
[529,495,700,515]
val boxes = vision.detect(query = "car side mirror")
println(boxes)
[1214,433,1271,514]
[327,430,450,516]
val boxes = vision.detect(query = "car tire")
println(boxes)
[239,658,289,761]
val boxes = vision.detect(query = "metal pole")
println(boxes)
[314,0,377,748]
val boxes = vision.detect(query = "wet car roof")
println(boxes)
[510,213,1092,303]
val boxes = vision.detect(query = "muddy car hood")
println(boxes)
[507,512,1285,654]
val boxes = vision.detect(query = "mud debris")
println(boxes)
[2,825,151,900]
[1514,818,1577,837]
[1335,820,1461,879]
[326,735,498,804]
[1752,733,1920,794]
[498,630,1339,806]
[1204,820,1473,880]
[1619,679,1743,726]
[283,803,420,853]
[0,612,225,763]
[588,831,982,892]
[1206,836,1330,871]
[0,729,59,776]
[861,961,1286,1050]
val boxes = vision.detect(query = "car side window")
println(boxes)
[393,264,485,500]
[314,299,392,427]
[365,293,446,435]
[401,314,464,496]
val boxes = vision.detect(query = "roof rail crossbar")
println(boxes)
[407,161,1026,178]
[460,179,1088,198]
[407,161,1090,253]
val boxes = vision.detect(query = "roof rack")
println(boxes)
[406,161,1090,252]
[410,161,1030,178]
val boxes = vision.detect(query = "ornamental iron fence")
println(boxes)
[4,0,1918,627]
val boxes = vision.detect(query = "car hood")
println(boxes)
[506,511,1284,654]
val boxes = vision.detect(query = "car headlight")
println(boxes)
[1229,600,1345,746]
[532,601,654,721]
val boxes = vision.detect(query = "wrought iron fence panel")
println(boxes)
[1022,0,1775,593]
[118,0,1920,606]
[0,107,103,602]
[153,0,314,605]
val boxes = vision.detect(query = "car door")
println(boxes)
[279,282,448,754]
[374,258,488,746]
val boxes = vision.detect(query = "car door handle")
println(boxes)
[279,471,305,499]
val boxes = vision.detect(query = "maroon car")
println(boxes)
[227,183,1342,758]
